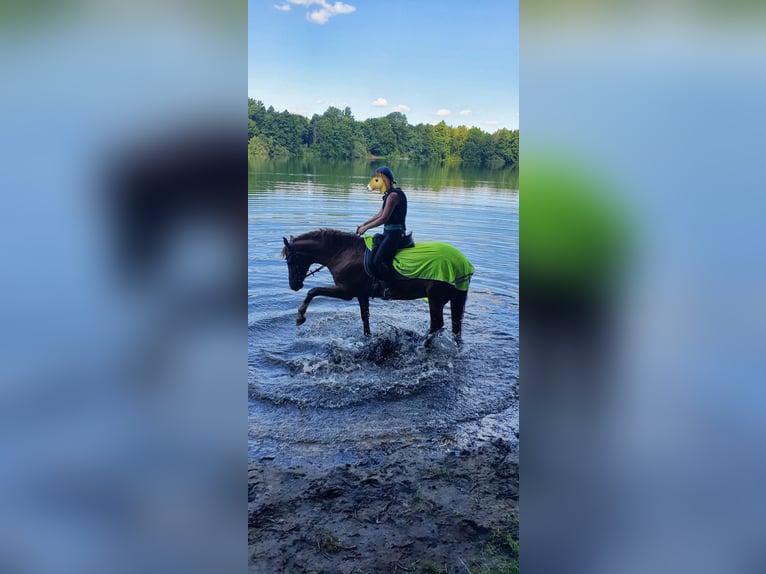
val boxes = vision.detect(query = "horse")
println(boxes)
[281,228,472,343]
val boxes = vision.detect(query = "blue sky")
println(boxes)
[248,0,519,132]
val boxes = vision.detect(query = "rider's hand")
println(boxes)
[356,225,364,235]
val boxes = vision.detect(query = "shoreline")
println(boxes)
[249,438,518,573]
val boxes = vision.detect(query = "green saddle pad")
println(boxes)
[364,236,474,291]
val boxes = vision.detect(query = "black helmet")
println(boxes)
[373,166,396,185]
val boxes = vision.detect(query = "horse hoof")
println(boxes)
[296,315,306,326]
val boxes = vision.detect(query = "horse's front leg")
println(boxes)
[357,295,370,336]
[296,285,354,325]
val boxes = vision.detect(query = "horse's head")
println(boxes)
[367,167,394,194]
[282,236,310,291]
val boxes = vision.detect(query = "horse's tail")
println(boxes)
[454,271,473,292]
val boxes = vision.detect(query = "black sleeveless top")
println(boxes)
[382,188,407,230]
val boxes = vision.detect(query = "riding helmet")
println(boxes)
[373,166,396,185]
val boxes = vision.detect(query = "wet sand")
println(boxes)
[248,438,518,573]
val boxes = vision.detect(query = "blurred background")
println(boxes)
[1,0,765,572]
[521,1,766,573]
[0,2,246,573]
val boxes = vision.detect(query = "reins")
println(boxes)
[303,264,326,279]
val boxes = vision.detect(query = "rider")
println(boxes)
[356,166,409,299]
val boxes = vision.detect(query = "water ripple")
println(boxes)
[249,166,518,461]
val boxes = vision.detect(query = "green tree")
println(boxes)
[247,98,518,169]
[432,121,451,163]
[352,139,368,160]
[450,125,469,160]
[248,98,266,127]
[461,127,491,166]
[386,112,412,157]
[248,135,269,159]
[492,128,519,168]
[262,110,305,155]
[315,106,355,160]
[362,117,396,157]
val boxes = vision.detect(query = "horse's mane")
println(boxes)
[281,228,361,258]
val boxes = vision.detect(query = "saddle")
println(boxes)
[363,232,415,279]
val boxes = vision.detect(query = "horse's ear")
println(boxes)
[283,237,290,249]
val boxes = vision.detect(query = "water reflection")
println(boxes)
[249,158,519,193]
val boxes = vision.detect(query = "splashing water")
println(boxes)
[248,164,518,465]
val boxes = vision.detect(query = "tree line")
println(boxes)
[248,98,518,169]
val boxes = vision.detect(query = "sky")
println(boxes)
[248,0,519,132]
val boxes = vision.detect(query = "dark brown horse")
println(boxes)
[281,229,470,342]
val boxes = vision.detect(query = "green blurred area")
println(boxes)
[521,151,634,295]
[521,0,766,21]
[0,0,71,30]
[0,0,242,31]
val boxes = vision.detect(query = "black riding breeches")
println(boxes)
[371,230,404,281]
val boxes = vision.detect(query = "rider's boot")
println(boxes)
[370,279,394,299]
[370,279,384,298]
[378,263,396,299]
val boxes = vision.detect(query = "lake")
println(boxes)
[248,159,518,465]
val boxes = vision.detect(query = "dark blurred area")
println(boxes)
[0,2,246,573]
[521,1,766,573]
[109,123,244,304]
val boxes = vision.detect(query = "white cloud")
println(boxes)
[459,109,473,116]
[391,104,410,112]
[274,3,291,11]
[485,120,499,126]
[282,0,356,24]
[372,97,388,107]
[307,10,332,24]
[435,109,451,116]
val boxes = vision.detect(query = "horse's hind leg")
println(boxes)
[427,295,448,334]
[450,290,468,344]
[422,293,449,349]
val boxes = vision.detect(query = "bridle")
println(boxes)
[285,228,360,282]
[286,248,325,282]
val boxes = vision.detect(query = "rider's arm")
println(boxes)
[357,193,399,234]
[357,207,384,234]
[360,209,382,226]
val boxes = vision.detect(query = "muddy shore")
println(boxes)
[248,438,518,573]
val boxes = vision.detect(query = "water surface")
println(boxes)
[248,159,518,465]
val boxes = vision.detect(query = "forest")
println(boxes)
[248,98,519,169]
